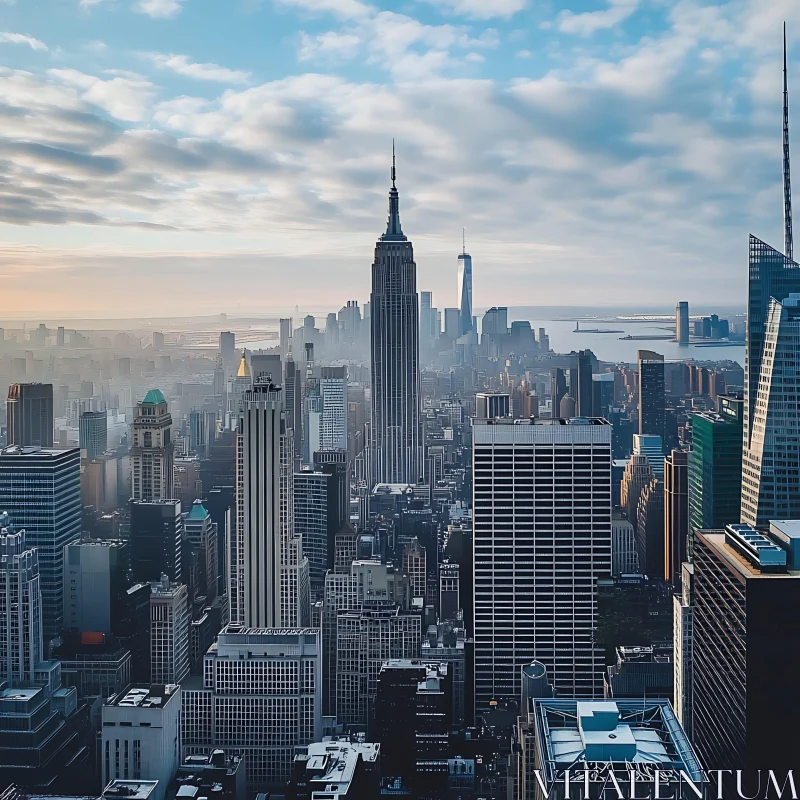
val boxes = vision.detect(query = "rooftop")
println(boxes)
[186,500,209,521]
[698,530,800,578]
[140,389,166,405]
[294,738,380,795]
[533,699,702,784]
[107,684,179,709]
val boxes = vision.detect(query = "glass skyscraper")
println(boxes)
[688,396,743,535]
[0,446,81,642]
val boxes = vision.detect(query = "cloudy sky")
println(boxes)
[0,0,798,317]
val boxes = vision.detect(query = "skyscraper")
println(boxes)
[689,396,743,536]
[637,350,665,437]
[182,625,321,791]
[457,232,473,337]
[6,383,53,448]
[664,449,688,586]
[293,469,329,593]
[370,149,422,485]
[130,499,182,584]
[692,524,800,770]
[131,390,174,502]
[472,417,612,705]
[0,446,81,642]
[573,350,593,417]
[149,576,189,684]
[0,517,42,685]
[233,378,309,629]
[744,237,800,463]
[79,409,107,462]
[742,294,800,525]
[675,301,690,345]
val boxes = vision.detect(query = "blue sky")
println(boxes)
[0,0,798,316]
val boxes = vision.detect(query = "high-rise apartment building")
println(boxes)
[693,524,800,769]
[689,397,743,535]
[150,576,189,684]
[79,410,107,462]
[131,390,174,502]
[637,350,665,437]
[664,449,688,586]
[182,625,321,791]
[233,379,309,629]
[370,154,422,485]
[0,446,81,642]
[457,237,473,337]
[0,518,42,685]
[742,294,800,525]
[219,331,236,370]
[6,383,53,448]
[676,301,690,344]
[472,417,612,706]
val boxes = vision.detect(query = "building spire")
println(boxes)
[392,138,396,189]
[785,21,794,261]
[462,227,466,255]
[383,140,405,239]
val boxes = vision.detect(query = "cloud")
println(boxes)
[0,32,48,51]
[556,0,639,36]
[80,0,111,7]
[145,53,251,83]
[134,0,185,18]
[276,0,373,21]
[49,68,156,121]
[298,31,362,62]
[421,0,526,21]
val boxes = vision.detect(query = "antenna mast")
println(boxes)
[784,22,794,260]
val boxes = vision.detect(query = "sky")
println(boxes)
[0,0,799,318]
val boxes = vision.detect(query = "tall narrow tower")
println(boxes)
[785,22,794,261]
[370,144,422,485]
[457,230,473,337]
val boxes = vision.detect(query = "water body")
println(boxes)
[529,318,745,366]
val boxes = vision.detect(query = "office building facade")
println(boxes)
[472,417,612,706]
[130,500,182,585]
[150,576,189,684]
[637,350,665,437]
[6,383,53,448]
[0,446,81,642]
[742,294,800,525]
[664,449,688,586]
[688,398,743,535]
[676,301,690,344]
[79,410,108,462]
[369,157,422,485]
[692,524,800,769]
[457,245,473,337]
[182,625,322,791]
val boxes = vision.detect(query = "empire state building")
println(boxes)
[370,150,422,485]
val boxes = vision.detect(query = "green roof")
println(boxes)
[141,389,166,405]
[187,501,209,520]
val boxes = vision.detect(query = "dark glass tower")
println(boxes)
[637,349,665,437]
[6,383,53,448]
[370,150,422,484]
[744,235,800,450]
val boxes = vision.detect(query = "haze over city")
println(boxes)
[0,0,797,315]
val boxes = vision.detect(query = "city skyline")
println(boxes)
[0,1,798,315]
